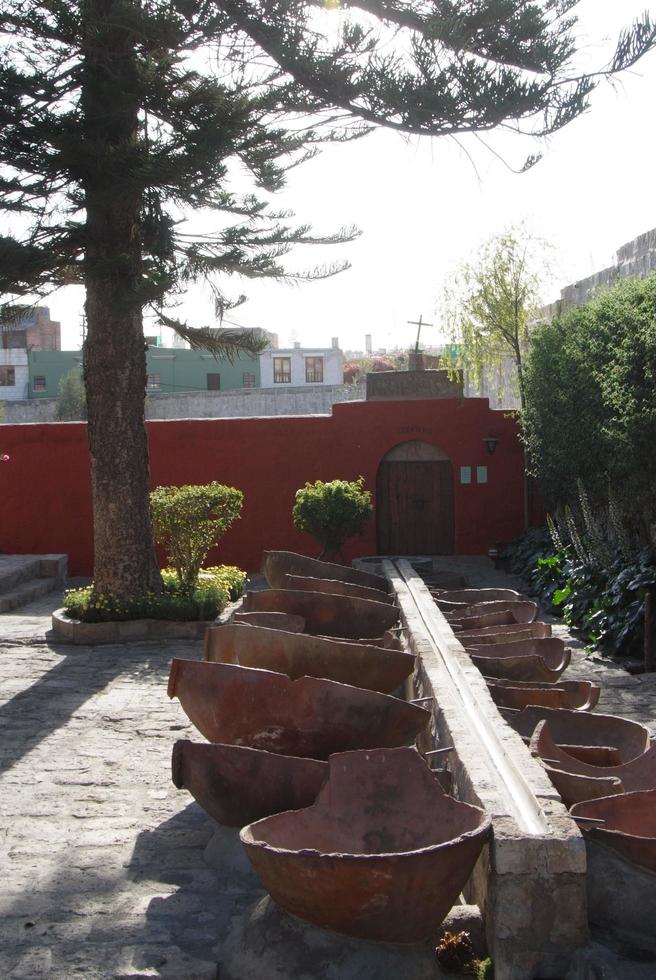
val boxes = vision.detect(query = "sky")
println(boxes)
[47,1,656,353]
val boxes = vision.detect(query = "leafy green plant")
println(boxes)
[292,477,372,559]
[150,482,243,593]
[55,367,87,421]
[63,564,245,623]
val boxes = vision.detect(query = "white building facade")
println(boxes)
[0,349,29,401]
[259,344,344,388]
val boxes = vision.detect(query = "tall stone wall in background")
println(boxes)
[1,381,366,424]
[543,226,656,319]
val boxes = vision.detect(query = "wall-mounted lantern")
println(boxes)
[483,436,498,455]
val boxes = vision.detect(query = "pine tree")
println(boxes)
[1,1,654,597]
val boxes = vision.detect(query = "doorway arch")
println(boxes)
[376,441,454,555]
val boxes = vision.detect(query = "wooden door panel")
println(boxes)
[376,460,453,555]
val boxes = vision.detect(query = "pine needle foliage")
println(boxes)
[1,0,654,596]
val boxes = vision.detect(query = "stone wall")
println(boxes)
[366,369,463,400]
[145,381,364,419]
[543,226,656,319]
[1,382,365,424]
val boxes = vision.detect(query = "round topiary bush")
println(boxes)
[292,477,372,560]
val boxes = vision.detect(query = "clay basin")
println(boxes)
[468,638,571,683]
[458,622,551,644]
[262,550,388,594]
[435,588,525,605]
[240,747,491,943]
[500,706,651,763]
[204,623,414,694]
[172,740,327,827]
[233,611,305,632]
[450,602,538,631]
[243,589,399,639]
[530,720,656,801]
[571,790,656,873]
[325,630,403,649]
[447,600,538,625]
[283,573,396,605]
[543,764,623,808]
[168,659,430,759]
[485,678,600,712]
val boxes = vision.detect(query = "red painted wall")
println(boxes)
[0,399,528,575]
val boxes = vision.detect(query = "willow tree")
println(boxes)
[1,2,654,597]
[444,229,551,410]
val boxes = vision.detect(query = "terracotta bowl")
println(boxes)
[168,659,430,760]
[244,588,399,640]
[283,573,396,605]
[434,588,525,604]
[500,706,651,763]
[330,630,403,649]
[541,764,623,808]
[171,740,327,827]
[241,747,491,943]
[571,790,656,873]
[485,677,600,712]
[448,600,538,627]
[458,622,551,644]
[262,550,388,593]
[204,623,414,695]
[233,611,305,632]
[468,637,570,683]
[531,720,656,799]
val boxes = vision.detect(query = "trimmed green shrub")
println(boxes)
[292,477,372,558]
[63,564,246,623]
[150,482,243,593]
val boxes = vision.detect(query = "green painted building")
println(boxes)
[28,346,262,399]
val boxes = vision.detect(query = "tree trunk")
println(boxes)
[82,0,161,599]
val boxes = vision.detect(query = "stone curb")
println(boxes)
[51,608,212,645]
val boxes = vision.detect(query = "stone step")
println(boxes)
[0,557,43,594]
[0,576,58,613]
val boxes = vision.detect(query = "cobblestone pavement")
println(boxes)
[0,593,238,979]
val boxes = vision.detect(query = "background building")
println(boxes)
[0,307,61,401]
[259,342,344,387]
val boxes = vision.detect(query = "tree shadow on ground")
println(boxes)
[0,641,196,775]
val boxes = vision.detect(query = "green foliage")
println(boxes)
[522,274,656,528]
[445,229,551,407]
[292,477,372,557]
[505,495,656,660]
[150,483,243,593]
[55,368,87,421]
[477,959,495,980]
[63,564,246,623]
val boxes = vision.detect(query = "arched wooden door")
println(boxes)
[376,441,454,555]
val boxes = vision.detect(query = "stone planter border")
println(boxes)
[51,608,213,645]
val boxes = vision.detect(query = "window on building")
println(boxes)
[146,374,161,390]
[242,372,256,388]
[273,357,291,383]
[33,375,47,392]
[0,367,16,386]
[206,373,221,390]
[305,356,324,383]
